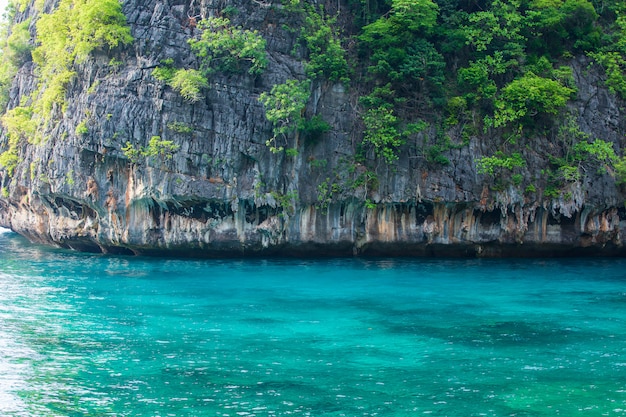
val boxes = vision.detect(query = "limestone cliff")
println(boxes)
[0,0,625,257]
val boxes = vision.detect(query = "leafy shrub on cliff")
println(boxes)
[188,17,267,76]
[2,106,37,143]
[0,106,36,176]
[299,7,349,83]
[259,79,310,153]
[169,69,208,102]
[487,73,575,128]
[32,0,132,116]
[122,136,180,165]
[476,151,526,176]
[152,59,177,83]
[0,147,18,176]
[589,11,626,99]
[359,0,439,84]
[5,18,32,63]
[362,105,403,164]
[0,18,32,109]
[614,156,626,185]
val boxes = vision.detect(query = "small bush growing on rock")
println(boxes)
[33,0,133,117]
[169,69,207,102]
[259,79,310,153]
[152,59,176,83]
[167,121,193,134]
[476,151,526,176]
[122,136,180,165]
[189,17,267,76]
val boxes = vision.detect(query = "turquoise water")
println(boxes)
[1,229,626,416]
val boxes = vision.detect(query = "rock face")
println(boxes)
[0,0,625,257]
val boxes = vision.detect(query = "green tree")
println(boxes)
[359,0,438,81]
[188,17,267,76]
[362,105,404,164]
[152,58,176,83]
[489,72,575,128]
[169,69,208,102]
[590,11,626,99]
[525,0,599,56]
[0,105,37,176]
[299,7,349,83]
[122,136,180,165]
[258,79,310,153]
[476,151,526,176]
[0,18,32,109]
[32,0,132,117]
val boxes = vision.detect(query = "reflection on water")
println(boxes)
[0,231,625,416]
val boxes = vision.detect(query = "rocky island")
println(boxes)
[0,0,625,257]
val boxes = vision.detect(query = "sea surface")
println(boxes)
[1,228,625,416]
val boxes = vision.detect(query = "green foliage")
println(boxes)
[167,121,193,134]
[299,7,349,83]
[590,51,626,98]
[614,156,626,185]
[258,79,310,153]
[463,0,525,56]
[2,105,37,143]
[285,148,299,157]
[0,147,18,176]
[556,164,581,182]
[298,115,331,144]
[143,136,179,160]
[525,0,600,55]
[0,18,32,109]
[152,59,176,83]
[169,69,208,102]
[221,5,239,18]
[5,18,32,65]
[188,17,267,76]
[34,0,132,67]
[359,0,439,83]
[359,85,430,165]
[364,199,376,209]
[573,138,617,169]
[359,84,396,108]
[488,72,575,128]
[548,137,620,193]
[360,0,438,45]
[476,151,526,176]
[586,6,626,98]
[32,0,132,118]
[122,136,180,165]
[65,169,75,186]
[317,177,342,212]
[270,190,299,214]
[0,106,38,172]
[29,160,38,180]
[399,39,445,90]
[121,141,141,163]
[75,120,88,136]
[153,61,208,102]
[362,105,403,164]
[308,158,327,169]
[457,57,499,102]
[38,69,75,116]
[426,144,451,166]
[11,0,30,13]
